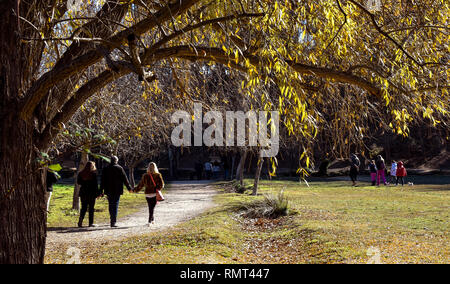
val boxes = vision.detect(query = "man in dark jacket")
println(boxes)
[194,160,203,180]
[100,156,132,227]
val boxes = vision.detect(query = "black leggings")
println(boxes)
[80,197,96,225]
[146,197,157,223]
[396,177,405,186]
[350,166,358,182]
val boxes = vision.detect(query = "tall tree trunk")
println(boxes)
[72,151,89,211]
[0,1,46,263]
[236,149,248,186]
[168,146,174,178]
[230,154,236,180]
[0,120,47,264]
[267,157,273,181]
[247,152,253,174]
[252,152,264,195]
[128,165,135,188]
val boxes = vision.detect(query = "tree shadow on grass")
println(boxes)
[47,226,133,233]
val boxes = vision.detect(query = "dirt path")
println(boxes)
[46,181,218,246]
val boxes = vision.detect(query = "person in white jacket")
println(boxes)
[390,161,397,184]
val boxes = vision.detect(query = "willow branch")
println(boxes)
[148,45,382,97]
[325,0,347,50]
[144,12,264,58]
[20,0,201,122]
[347,0,424,67]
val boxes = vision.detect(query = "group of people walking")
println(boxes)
[48,152,410,227]
[75,156,164,228]
[350,154,408,187]
[194,156,230,181]
[389,160,408,186]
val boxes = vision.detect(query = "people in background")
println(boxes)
[390,161,397,184]
[222,156,230,180]
[194,160,203,180]
[375,155,387,186]
[77,161,101,228]
[349,153,360,186]
[100,156,132,228]
[46,170,59,212]
[133,162,165,225]
[204,161,213,180]
[212,161,221,179]
[368,160,378,186]
[396,161,407,186]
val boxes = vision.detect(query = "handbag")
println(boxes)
[149,173,165,202]
[156,190,165,202]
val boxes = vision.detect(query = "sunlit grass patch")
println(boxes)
[45,179,449,264]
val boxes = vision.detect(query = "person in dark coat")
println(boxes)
[204,161,213,180]
[46,171,59,212]
[222,155,230,180]
[100,156,132,227]
[194,160,203,180]
[349,154,360,186]
[375,155,387,186]
[368,160,378,186]
[77,161,101,228]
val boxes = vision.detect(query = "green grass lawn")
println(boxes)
[47,184,147,228]
[45,180,449,264]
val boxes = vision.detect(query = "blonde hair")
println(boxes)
[147,162,160,174]
[87,161,97,172]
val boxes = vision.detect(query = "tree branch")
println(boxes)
[347,0,426,67]
[38,40,384,149]
[20,0,201,122]
[144,12,264,59]
[325,0,347,50]
[148,45,382,97]
[37,67,129,149]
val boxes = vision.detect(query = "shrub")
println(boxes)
[230,180,253,194]
[235,189,290,219]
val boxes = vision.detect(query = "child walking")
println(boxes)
[368,160,377,186]
[375,155,387,186]
[396,161,407,186]
[390,161,397,184]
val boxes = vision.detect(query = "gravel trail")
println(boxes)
[46,181,218,246]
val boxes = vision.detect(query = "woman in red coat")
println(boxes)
[396,161,407,186]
